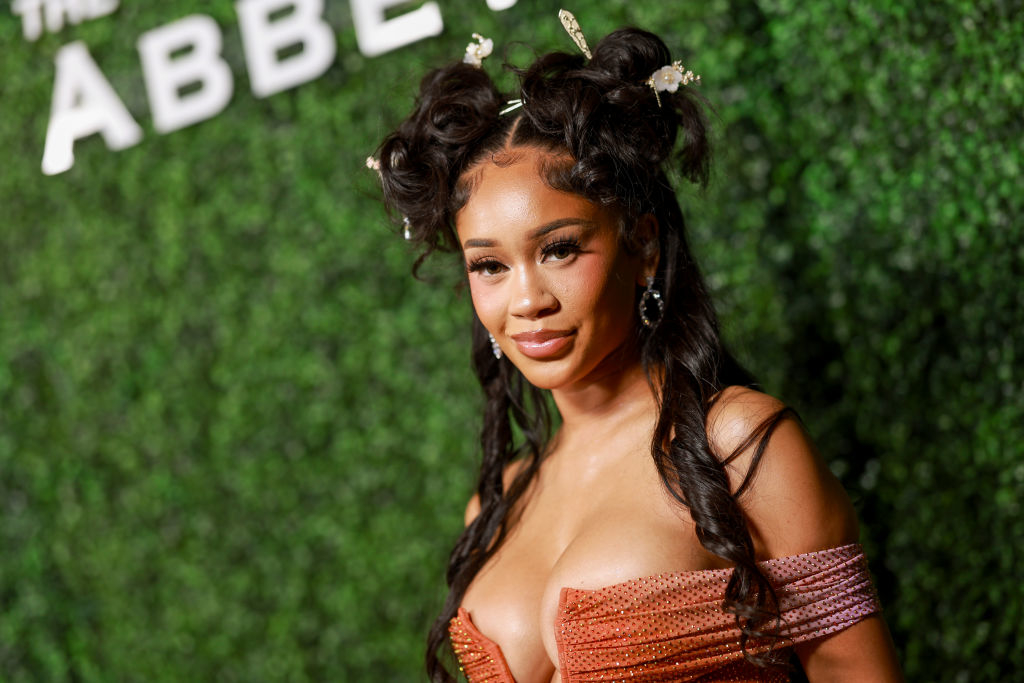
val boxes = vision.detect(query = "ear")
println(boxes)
[634,213,660,286]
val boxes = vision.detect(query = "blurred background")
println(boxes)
[1,0,1021,680]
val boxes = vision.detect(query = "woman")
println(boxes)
[373,12,901,683]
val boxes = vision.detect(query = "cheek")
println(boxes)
[468,280,504,329]
[564,254,635,320]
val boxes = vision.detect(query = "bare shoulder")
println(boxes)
[464,492,482,527]
[463,458,530,527]
[706,385,787,455]
[707,386,859,558]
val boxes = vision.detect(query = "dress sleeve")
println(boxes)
[762,543,882,644]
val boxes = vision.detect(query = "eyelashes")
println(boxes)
[541,237,582,261]
[465,236,583,275]
[465,257,504,275]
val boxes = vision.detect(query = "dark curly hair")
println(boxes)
[376,26,792,682]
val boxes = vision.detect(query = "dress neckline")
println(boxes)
[452,543,866,680]
[559,541,861,595]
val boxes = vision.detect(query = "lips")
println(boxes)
[509,329,575,359]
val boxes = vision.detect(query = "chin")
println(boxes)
[513,369,570,391]
[509,355,599,392]
[505,357,567,390]
[521,376,567,391]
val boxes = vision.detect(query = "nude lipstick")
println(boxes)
[509,329,575,359]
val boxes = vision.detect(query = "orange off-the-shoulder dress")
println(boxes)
[449,543,880,683]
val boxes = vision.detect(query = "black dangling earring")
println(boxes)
[639,276,664,328]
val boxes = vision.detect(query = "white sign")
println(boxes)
[352,0,443,58]
[138,15,234,134]
[237,0,339,98]
[12,0,120,41]
[15,0,518,175]
[41,41,143,176]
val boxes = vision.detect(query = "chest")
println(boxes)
[459,450,728,682]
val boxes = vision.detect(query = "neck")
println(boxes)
[550,350,657,437]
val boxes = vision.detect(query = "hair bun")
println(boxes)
[378,63,505,253]
[511,26,708,214]
[589,28,673,84]
[414,65,503,146]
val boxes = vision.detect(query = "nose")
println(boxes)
[508,264,559,320]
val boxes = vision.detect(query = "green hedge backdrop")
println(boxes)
[1,0,1021,680]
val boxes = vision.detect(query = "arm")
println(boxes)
[707,387,903,682]
[795,616,902,682]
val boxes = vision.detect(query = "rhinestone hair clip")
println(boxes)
[366,156,413,240]
[558,9,591,59]
[647,60,700,107]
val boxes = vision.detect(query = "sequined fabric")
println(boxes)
[449,543,879,683]
[450,606,517,682]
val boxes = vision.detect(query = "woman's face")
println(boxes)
[455,146,651,391]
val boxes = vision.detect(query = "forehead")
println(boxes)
[456,147,606,239]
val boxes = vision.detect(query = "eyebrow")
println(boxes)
[462,218,598,249]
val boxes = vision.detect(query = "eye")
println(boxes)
[466,258,507,277]
[542,238,582,262]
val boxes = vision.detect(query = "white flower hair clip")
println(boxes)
[463,33,493,67]
[647,60,700,107]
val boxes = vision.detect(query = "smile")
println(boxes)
[509,329,575,359]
